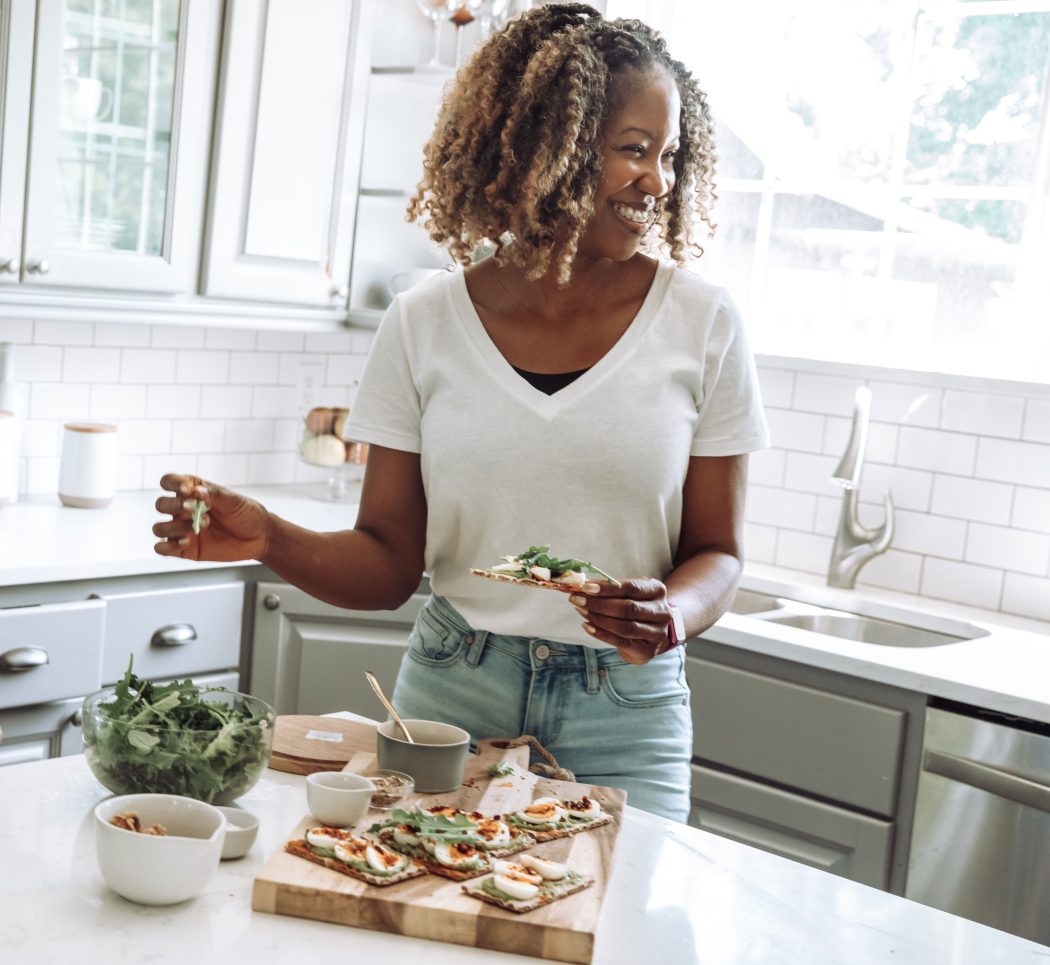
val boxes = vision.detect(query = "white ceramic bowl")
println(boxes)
[306,772,374,827]
[216,806,259,860]
[94,793,224,904]
[376,719,471,793]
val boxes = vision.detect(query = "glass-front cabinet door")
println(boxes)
[15,0,219,293]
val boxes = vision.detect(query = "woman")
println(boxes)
[153,3,768,822]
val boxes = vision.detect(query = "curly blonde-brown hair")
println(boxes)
[406,2,718,285]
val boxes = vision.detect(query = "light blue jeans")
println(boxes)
[391,595,693,822]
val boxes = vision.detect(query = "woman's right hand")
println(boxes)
[153,474,270,563]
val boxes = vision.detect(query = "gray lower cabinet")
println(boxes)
[685,638,926,894]
[249,580,429,718]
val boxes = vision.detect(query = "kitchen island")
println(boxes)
[2,752,1046,965]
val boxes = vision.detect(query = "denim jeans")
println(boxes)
[390,594,693,822]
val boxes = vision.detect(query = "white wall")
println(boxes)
[3,316,1048,625]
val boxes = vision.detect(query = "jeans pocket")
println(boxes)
[601,651,690,710]
[407,605,468,667]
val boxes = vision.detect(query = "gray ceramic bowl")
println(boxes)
[375,719,470,793]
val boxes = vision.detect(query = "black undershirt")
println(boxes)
[512,365,590,395]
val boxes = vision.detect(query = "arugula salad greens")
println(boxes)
[369,807,486,844]
[82,656,273,805]
[190,497,209,535]
[496,546,620,586]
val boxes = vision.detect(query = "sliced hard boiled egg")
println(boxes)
[492,859,542,884]
[493,871,541,901]
[528,565,551,581]
[306,827,353,849]
[333,836,370,864]
[365,843,407,874]
[564,795,602,820]
[393,823,420,847]
[518,852,568,881]
[491,562,526,574]
[552,570,587,586]
[432,840,486,869]
[476,818,511,849]
[519,797,567,824]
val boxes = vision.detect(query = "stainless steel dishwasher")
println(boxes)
[905,698,1050,945]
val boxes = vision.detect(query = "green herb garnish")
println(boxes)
[191,498,209,535]
[501,546,621,586]
[487,762,515,777]
[82,655,271,804]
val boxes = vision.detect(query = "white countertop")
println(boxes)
[1,483,1048,723]
[3,751,1046,965]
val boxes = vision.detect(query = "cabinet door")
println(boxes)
[0,694,83,766]
[689,763,894,890]
[20,0,219,293]
[0,0,34,284]
[202,0,373,308]
[250,581,426,717]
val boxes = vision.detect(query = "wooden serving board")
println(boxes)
[268,715,378,775]
[252,736,626,964]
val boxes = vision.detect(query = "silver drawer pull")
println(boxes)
[0,646,50,672]
[150,624,198,647]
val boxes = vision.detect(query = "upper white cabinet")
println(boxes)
[0,0,220,294]
[202,0,373,308]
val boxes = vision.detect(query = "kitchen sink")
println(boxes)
[764,612,987,648]
[728,589,785,615]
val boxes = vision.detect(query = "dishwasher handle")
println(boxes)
[925,749,1050,814]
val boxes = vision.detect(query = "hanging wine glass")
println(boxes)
[470,0,513,40]
[416,0,460,69]
[451,3,475,66]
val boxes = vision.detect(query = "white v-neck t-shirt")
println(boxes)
[347,261,769,648]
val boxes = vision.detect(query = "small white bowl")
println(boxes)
[216,806,259,860]
[306,771,374,827]
[94,793,224,905]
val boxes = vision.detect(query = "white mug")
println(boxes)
[387,268,445,297]
[61,76,113,125]
[58,423,117,508]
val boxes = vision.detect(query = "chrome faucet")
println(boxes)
[827,386,894,589]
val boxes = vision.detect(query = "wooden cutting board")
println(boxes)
[252,737,626,964]
[268,715,378,775]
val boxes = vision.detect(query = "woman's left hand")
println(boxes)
[568,579,674,665]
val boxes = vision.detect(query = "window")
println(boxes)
[614,0,1050,383]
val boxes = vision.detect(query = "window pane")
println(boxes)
[693,191,762,312]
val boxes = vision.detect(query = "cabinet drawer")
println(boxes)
[0,600,105,709]
[689,763,894,889]
[686,657,906,816]
[0,695,83,765]
[101,583,244,683]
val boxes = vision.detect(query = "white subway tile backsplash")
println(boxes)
[764,408,824,453]
[742,522,777,564]
[116,454,144,491]
[197,452,248,486]
[90,384,148,421]
[206,328,257,350]
[855,549,922,594]
[225,419,275,453]
[921,558,1003,610]
[121,348,177,383]
[230,351,279,385]
[976,438,1050,488]
[151,326,206,348]
[823,417,898,464]
[892,509,966,559]
[94,323,150,347]
[941,389,1024,439]
[117,420,173,456]
[326,353,366,387]
[251,386,296,419]
[278,353,327,386]
[868,380,941,427]
[748,447,786,487]
[176,350,230,385]
[350,332,373,354]
[1002,572,1050,622]
[1013,487,1050,534]
[35,321,92,346]
[247,451,297,485]
[815,494,839,535]
[257,330,306,352]
[965,522,1050,576]
[792,372,859,416]
[19,420,60,457]
[745,484,817,530]
[201,385,253,418]
[171,420,226,455]
[273,418,300,454]
[775,529,833,575]
[143,452,190,485]
[898,427,976,476]
[0,320,34,343]
[63,346,121,383]
[1022,399,1050,444]
[930,475,1013,525]
[784,451,839,494]
[305,331,353,354]
[756,367,793,408]
[859,462,932,513]
[18,345,63,382]
[29,383,91,420]
[26,455,59,493]
[147,384,201,419]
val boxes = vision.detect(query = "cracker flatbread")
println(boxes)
[375,828,491,881]
[462,871,595,914]
[470,569,582,594]
[505,812,614,842]
[284,838,426,887]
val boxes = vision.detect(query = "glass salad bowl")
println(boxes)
[82,684,275,806]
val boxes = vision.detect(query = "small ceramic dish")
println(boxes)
[216,806,259,860]
[306,771,374,827]
[366,769,415,810]
[94,793,224,905]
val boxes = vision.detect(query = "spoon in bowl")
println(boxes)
[364,671,414,743]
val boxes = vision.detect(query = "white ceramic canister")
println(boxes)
[0,410,18,506]
[58,423,117,508]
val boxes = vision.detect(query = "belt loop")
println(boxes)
[465,629,488,668]
[583,646,600,694]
